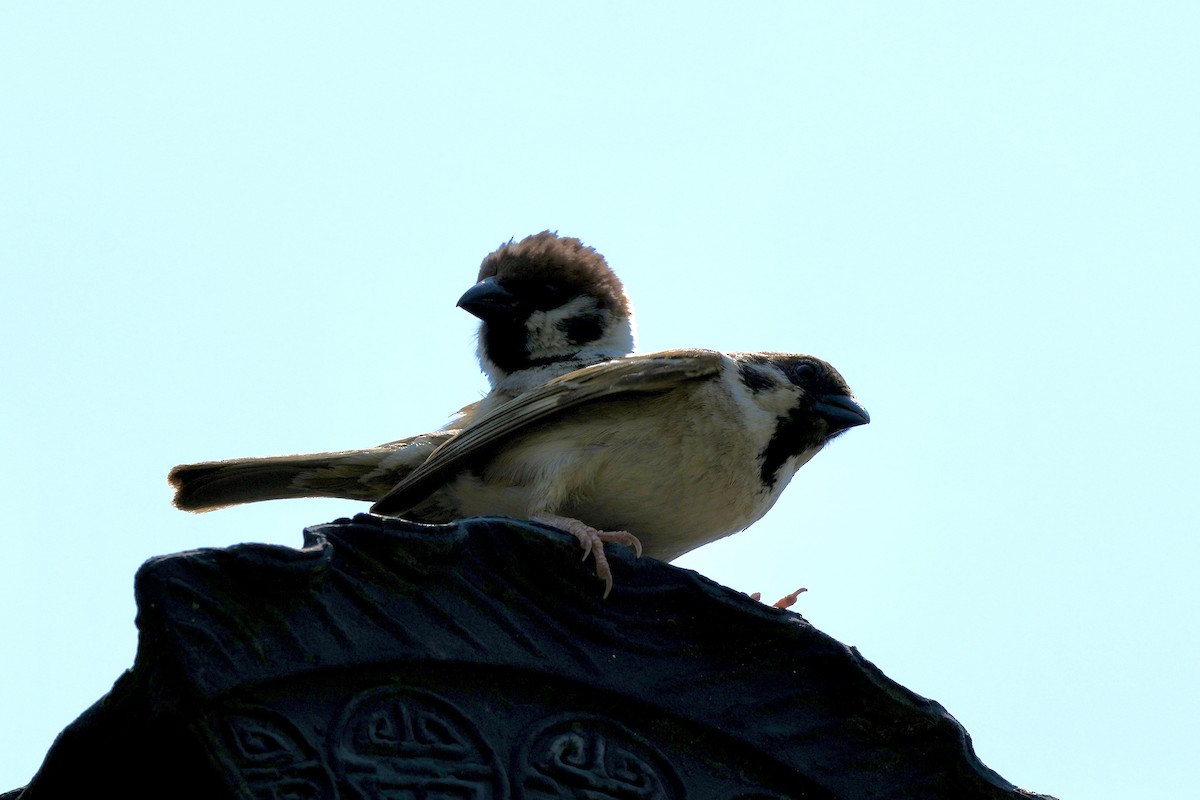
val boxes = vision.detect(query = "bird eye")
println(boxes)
[521,280,571,310]
[791,362,817,381]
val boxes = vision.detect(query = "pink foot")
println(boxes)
[532,513,643,598]
[750,587,807,610]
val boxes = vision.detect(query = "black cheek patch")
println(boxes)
[558,313,605,346]
[738,363,776,394]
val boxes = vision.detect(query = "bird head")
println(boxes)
[459,232,635,383]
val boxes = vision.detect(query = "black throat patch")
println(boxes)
[759,405,823,489]
[481,319,535,375]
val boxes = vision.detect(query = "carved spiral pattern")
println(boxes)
[211,686,789,799]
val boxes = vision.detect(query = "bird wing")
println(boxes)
[369,348,724,514]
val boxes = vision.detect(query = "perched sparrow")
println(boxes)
[169,231,635,512]
[172,348,869,595]
[367,349,869,592]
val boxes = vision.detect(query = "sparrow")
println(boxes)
[171,348,869,595]
[463,230,636,414]
[169,231,636,513]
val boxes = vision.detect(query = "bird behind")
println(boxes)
[170,231,636,513]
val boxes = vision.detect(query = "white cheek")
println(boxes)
[523,296,595,356]
[523,313,564,356]
[523,297,633,362]
[591,316,635,359]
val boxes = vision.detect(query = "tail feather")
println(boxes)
[168,444,430,512]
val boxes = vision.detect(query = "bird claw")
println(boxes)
[532,513,643,598]
[750,587,807,609]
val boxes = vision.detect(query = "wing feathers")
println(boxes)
[370,349,724,514]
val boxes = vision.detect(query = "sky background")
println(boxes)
[2,3,1197,796]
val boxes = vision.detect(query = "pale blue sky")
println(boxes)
[2,3,1197,796]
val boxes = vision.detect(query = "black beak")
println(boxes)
[458,276,519,321]
[812,394,870,434]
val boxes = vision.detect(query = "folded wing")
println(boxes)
[369,349,724,515]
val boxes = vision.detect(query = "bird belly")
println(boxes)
[447,386,788,562]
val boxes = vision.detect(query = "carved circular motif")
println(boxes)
[515,714,683,800]
[217,705,338,800]
[331,685,507,800]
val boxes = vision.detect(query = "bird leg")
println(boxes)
[531,513,643,598]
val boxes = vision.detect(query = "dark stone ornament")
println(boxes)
[7,515,1056,799]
